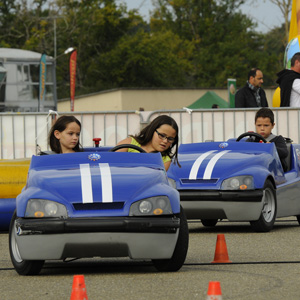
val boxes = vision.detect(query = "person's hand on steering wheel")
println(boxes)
[236,132,267,143]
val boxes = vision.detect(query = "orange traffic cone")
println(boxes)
[70,275,88,300]
[211,234,232,263]
[206,281,222,300]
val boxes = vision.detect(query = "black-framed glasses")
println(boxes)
[155,130,176,143]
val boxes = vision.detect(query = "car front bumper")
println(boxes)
[179,190,264,221]
[14,216,180,260]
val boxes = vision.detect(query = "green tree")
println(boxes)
[0,0,55,52]
[0,0,17,48]
[259,23,286,86]
[91,29,194,89]
[54,0,147,97]
[150,0,274,87]
[0,0,287,99]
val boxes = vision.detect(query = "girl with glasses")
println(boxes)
[116,115,180,170]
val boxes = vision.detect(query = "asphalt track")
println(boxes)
[1,218,300,300]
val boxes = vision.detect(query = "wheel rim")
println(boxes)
[11,221,23,263]
[262,188,275,222]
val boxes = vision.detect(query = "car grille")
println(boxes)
[180,179,218,184]
[73,202,124,211]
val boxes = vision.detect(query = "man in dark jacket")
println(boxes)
[276,52,300,107]
[235,68,268,108]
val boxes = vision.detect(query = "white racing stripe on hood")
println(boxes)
[80,164,93,203]
[203,150,231,179]
[99,163,113,203]
[189,150,217,180]
[80,163,113,203]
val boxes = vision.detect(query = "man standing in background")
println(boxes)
[235,68,268,108]
[276,52,300,107]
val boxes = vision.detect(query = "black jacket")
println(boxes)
[235,84,268,108]
[276,69,300,107]
[247,135,288,172]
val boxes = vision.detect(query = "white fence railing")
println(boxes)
[1,108,300,159]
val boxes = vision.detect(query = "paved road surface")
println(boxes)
[1,218,300,300]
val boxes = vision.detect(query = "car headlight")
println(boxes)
[129,196,173,216]
[25,199,68,218]
[221,176,254,190]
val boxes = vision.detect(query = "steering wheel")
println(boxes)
[109,144,146,153]
[236,132,267,143]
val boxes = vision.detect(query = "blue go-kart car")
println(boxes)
[9,145,189,275]
[167,132,300,232]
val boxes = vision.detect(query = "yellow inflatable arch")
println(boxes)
[272,87,281,107]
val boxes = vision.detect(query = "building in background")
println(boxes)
[57,88,276,112]
[0,48,56,112]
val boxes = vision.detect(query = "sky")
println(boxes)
[116,0,286,33]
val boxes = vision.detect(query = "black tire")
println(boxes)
[152,206,189,272]
[9,211,44,275]
[109,144,146,153]
[250,181,277,232]
[201,219,218,227]
[296,216,300,225]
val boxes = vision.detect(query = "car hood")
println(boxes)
[168,141,285,189]
[17,152,179,217]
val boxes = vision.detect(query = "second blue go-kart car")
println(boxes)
[167,132,300,232]
[9,144,189,275]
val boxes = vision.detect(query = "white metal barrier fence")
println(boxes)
[1,108,300,159]
[147,108,300,145]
